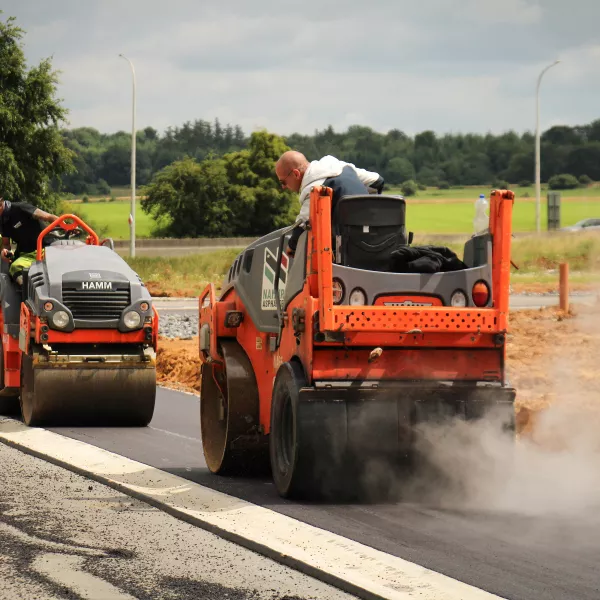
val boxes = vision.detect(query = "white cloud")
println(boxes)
[2,0,599,136]
[463,0,542,24]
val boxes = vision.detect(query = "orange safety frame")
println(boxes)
[308,186,514,338]
[37,214,100,259]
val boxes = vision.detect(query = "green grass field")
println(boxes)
[406,199,600,234]
[386,184,600,201]
[61,185,600,239]
[64,200,157,239]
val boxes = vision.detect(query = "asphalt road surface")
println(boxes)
[0,439,352,600]
[50,387,600,600]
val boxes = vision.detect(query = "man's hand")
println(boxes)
[1,249,14,263]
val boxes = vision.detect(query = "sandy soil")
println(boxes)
[157,302,600,438]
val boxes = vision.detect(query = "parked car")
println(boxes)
[560,218,600,232]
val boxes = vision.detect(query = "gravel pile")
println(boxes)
[158,314,199,339]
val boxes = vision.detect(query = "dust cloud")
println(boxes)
[402,300,600,517]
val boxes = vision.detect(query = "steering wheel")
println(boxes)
[63,225,85,239]
[44,222,85,243]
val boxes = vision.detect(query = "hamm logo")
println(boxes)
[80,281,113,291]
[261,247,288,310]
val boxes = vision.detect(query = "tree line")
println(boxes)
[59,119,600,196]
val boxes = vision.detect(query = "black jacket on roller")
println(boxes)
[389,245,467,274]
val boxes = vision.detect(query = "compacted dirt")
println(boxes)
[156,301,600,438]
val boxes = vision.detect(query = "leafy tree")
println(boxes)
[492,179,509,190]
[548,174,579,190]
[386,157,415,185]
[0,12,74,211]
[579,174,592,185]
[141,157,232,237]
[401,180,418,197]
[96,178,111,195]
[141,131,296,237]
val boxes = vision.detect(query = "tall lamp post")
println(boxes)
[535,59,560,234]
[119,53,136,257]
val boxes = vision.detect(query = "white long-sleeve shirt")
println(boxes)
[296,155,381,223]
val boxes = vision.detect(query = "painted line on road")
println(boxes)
[148,426,199,442]
[0,418,505,600]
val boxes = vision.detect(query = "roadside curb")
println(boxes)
[0,418,502,600]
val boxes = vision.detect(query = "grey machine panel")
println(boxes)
[332,233,494,308]
[26,244,153,331]
[224,228,494,334]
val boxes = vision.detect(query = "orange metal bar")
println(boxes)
[19,303,32,355]
[312,348,503,382]
[152,305,160,350]
[312,187,335,330]
[559,262,569,312]
[328,307,499,333]
[2,333,22,388]
[315,330,501,349]
[0,306,21,387]
[489,190,514,329]
[37,214,100,260]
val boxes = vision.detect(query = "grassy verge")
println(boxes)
[125,249,243,297]
[125,233,600,297]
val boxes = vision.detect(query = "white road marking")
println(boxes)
[148,426,199,442]
[32,554,136,600]
[0,521,105,557]
[1,519,134,599]
[0,418,505,600]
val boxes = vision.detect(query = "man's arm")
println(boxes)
[32,208,58,222]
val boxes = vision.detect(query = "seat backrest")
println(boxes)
[332,195,407,271]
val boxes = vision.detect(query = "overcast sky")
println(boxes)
[2,0,599,138]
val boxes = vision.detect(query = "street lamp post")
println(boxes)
[535,59,560,234]
[119,53,136,257]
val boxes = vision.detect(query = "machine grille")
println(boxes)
[62,284,130,320]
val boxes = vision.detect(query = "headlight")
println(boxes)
[450,291,467,307]
[52,311,69,329]
[332,278,344,304]
[124,310,141,329]
[349,288,367,306]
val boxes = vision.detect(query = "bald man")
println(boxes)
[275,152,384,254]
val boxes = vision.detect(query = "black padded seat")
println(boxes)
[332,195,407,271]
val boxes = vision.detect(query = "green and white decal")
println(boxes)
[261,247,288,310]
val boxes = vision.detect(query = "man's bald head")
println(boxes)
[275,151,309,192]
